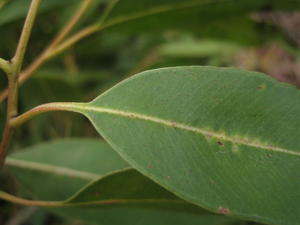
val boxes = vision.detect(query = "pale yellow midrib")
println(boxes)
[75,104,300,157]
[5,158,101,181]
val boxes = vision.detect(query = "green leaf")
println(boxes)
[7,139,129,200]
[101,0,300,32]
[159,39,241,58]
[65,66,300,225]
[6,139,235,225]
[57,170,235,225]
[0,0,77,26]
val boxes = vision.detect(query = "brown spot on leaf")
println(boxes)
[217,141,224,146]
[257,84,266,90]
[128,113,137,119]
[218,207,230,215]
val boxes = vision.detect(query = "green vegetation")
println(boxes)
[0,1,299,225]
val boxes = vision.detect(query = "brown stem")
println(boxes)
[0,77,18,166]
[0,127,12,167]
[48,0,93,49]
[45,25,100,60]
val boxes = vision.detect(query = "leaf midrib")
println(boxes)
[76,104,300,157]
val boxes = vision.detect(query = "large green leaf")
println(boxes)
[59,66,300,225]
[5,139,235,225]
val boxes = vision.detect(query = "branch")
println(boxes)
[46,0,93,50]
[45,0,120,59]
[45,25,101,60]
[0,0,214,101]
[0,0,41,167]
[0,0,95,102]
[0,0,118,101]
[11,0,41,75]
[97,0,119,25]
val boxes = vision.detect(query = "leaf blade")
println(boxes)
[74,66,300,225]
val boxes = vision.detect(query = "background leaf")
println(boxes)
[6,139,237,225]
[7,139,129,200]
[101,0,300,32]
[0,0,78,26]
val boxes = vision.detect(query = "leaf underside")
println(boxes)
[70,66,300,225]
